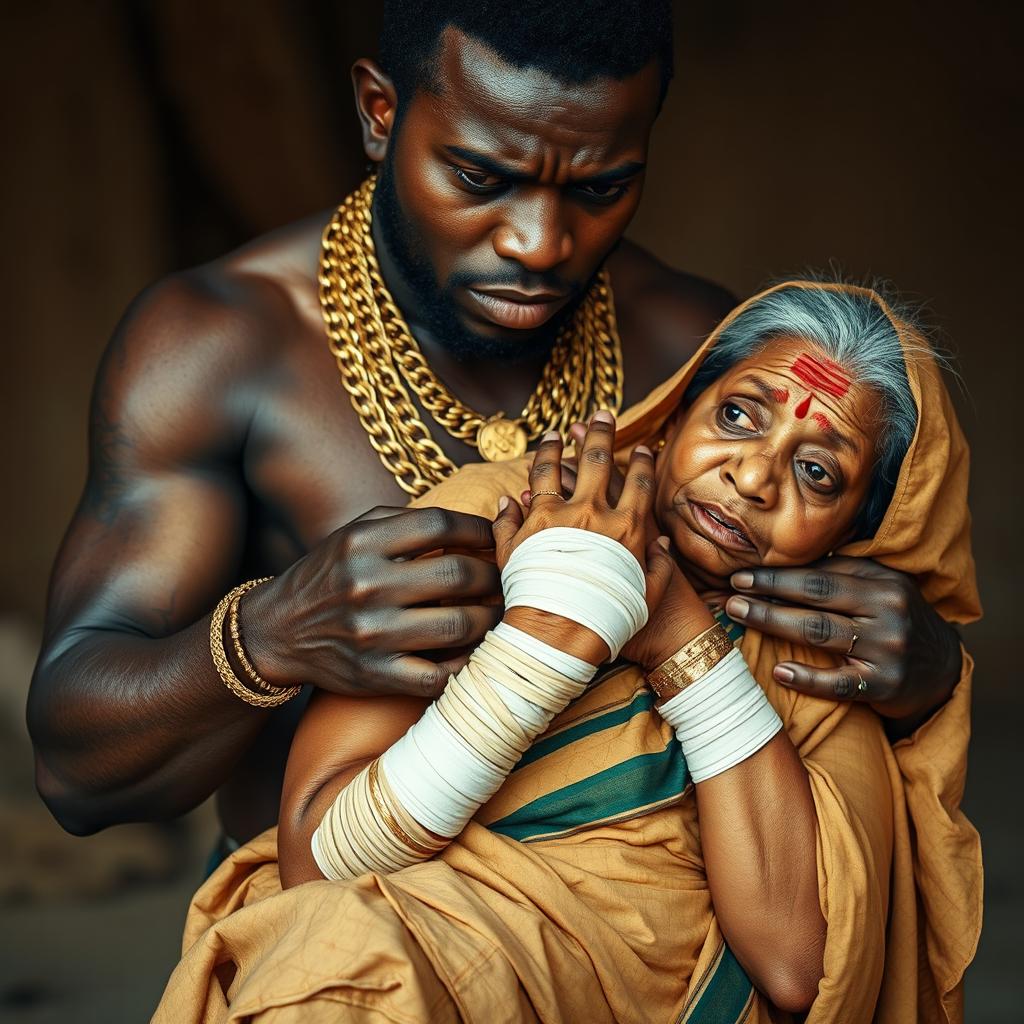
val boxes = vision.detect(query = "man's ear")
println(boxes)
[351,59,399,163]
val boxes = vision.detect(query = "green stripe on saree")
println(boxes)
[677,944,754,1024]
[479,609,753,1020]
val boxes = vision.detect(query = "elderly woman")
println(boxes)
[155,281,980,1024]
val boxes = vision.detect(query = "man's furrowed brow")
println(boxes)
[444,146,528,180]
[443,145,645,184]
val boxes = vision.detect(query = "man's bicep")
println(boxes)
[43,463,248,650]
[42,273,260,648]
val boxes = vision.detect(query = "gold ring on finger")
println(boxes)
[531,490,565,500]
[846,632,860,656]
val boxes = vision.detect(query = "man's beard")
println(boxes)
[373,154,584,365]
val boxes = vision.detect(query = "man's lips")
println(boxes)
[466,287,568,330]
[687,500,758,554]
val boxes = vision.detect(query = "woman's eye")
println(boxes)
[453,167,505,193]
[798,460,836,490]
[575,182,628,204]
[719,402,755,430]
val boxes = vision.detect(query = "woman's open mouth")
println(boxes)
[688,500,758,554]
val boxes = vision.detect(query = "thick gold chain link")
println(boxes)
[318,176,624,496]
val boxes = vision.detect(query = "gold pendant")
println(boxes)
[477,417,528,462]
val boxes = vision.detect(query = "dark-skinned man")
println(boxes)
[28,0,962,851]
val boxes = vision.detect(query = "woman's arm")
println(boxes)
[628,582,825,1011]
[279,415,663,887]
[696,733,825,1012]
[278,690,427,887]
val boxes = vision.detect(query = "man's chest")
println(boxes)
[239,299,693,567]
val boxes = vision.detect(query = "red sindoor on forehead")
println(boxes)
[791,353,850,398]
[794,394,812,419]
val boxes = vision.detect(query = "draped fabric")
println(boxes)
[153,282,981,1023]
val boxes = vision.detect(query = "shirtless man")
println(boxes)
[27,1,962,846]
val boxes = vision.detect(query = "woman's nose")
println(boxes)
[722,451,779,508]
[492,190,573,272]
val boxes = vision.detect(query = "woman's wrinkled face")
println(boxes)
[655,336,883,584]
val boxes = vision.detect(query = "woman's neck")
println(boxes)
[679,559,733,612]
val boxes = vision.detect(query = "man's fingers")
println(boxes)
[618,445,656,514]
[725,595,864,653]
[815,554,901,578]
[572,410,616,501]
[350,506,496,559]
[383,604,502,651]
[380,653,470,699]
[351,505,408,524]
[389,553,501,603]
[773,662,874,703]
[729,566,872,615]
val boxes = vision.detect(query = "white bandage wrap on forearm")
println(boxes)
[502,526,648,660]
[657,647,783,783]
[312,528,648,881]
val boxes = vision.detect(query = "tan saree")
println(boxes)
[153,282,981,1023]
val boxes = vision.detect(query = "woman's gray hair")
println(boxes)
[685,281,932,539]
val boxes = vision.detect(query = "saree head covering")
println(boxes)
[154,281,981,1024]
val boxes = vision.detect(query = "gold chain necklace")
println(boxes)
[318,175,624,496]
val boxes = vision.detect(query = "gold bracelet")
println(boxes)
[210,579,302,708]
[228,583,284,694]
[368,759,441,857]
[646,623,735,703]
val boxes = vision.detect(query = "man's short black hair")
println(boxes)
[379,0,674,110]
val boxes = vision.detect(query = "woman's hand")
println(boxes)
[621,559,716,672]
[492,412,677,664]
[517,419,714,673]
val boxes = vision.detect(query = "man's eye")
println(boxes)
[576,182,628,203]
[453,167,504,192]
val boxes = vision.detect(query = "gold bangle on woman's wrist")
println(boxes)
[646,623,735,703]
[210,578,302,708]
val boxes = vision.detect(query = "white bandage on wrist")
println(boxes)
[311,526,650,881]
[501,527,648,660]
[657,647,783,783]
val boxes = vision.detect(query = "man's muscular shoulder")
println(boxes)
[95,218,324,465]
[608,239,736,397]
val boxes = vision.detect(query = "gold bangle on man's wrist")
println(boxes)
[210,578,302,708]
[646,623,735,703]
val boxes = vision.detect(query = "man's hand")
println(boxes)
[241,506,502,699]
[725,557,962,729]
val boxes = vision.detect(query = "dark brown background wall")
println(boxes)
[0,2,1019,1020]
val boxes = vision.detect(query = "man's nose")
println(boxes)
[722,450,779,508]
[492,190,573,272]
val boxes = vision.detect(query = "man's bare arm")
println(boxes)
[27,278,269,833]
[27,275,504,835]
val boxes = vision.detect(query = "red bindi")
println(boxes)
[791,353,849,398]
[794,394,812,419]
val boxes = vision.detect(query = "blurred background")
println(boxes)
[1,2,1020,1021]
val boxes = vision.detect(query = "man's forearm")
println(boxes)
[28,614,268,834]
